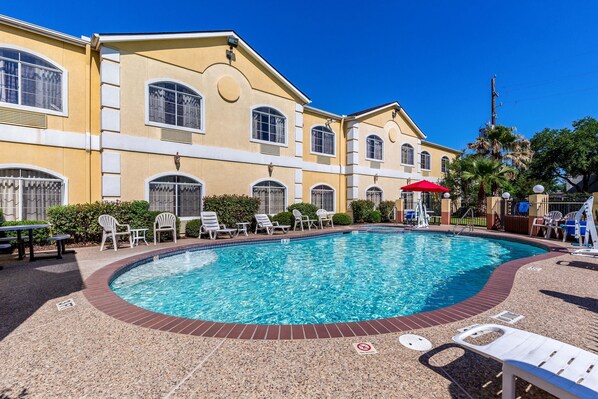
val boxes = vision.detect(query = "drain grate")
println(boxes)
[56,298,75,311]
[457,324,492,338]
[399,334,433,351]
[527,266,542,272]
[492,310,524,324]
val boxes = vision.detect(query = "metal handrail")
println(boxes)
[452,207,476,236]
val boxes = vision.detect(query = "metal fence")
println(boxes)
[450,206,486,227]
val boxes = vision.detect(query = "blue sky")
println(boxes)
[2,1,597,150]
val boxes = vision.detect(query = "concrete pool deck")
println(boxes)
[1,226,596,398]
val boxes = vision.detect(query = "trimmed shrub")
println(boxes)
[185,219,202,238]
[203,194,260,228]
[0,220,50,245]
[351,199,375,223]
[332,212,352,225]
[272,211,293,227]
[378,200,395,222]
[287,202,318,220]
[367,210,382,223]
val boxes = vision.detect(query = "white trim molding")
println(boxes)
[249,104,289,147]
[309,124,337,158]
[0,124,100,151]
[365,134,385,162]
[309,182,336,212]
[143,171,206,201]
[0,163,69,208]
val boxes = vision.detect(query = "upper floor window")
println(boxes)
[148,174,202,217]
[252,106,286,144]
[0,167,64,221]
[441,156,450,173]
[252,180,286,214]
[421,151,431,170]
[148,81,202,131]
[366,186,383,208]
[0,48,65,114]
[366,135,383,161]
[311,125,335,156]
[401,143,415,165]
[311,184,335,212]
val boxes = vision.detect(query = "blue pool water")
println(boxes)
[110,232,546,324]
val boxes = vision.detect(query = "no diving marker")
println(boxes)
[353,342,377,355]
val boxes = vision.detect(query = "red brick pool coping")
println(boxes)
[83,229,568,340]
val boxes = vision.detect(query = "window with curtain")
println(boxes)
[252,180,286,214]
[366,135,383,160]
[252,107,286,144]
[0,48,64,112]
[366,187,383,208]
[311,126,335,155]
[441,156,450,173]
[148,81,202,130]
[148,175,202,217]
[311,184,334,211]
[401,144,415,165]
[0,168,64,221]
[421,151,431,170]
[401,191,415,210]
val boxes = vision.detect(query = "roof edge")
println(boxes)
[421,140,462,154]
[0,14,88,47]
[303,105,343,119]
[349,102,427,139]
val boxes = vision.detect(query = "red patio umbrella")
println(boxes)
[401,180,449,193]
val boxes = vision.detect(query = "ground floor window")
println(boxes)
[311,184,334,211]
[401,191,415,210]
[252,180,286,214]
[148,175,202,217]
[366,186,383,208]
[0,168,64,221]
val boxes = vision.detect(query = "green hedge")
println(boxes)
[0,220,50,245]
[203,194,260,228]
[332,213,352,225]
[351,199,375,223]
[185,219,202,238]
[366,210,382,223]
[378,200,395,222]
[272,211,293,227]
[287,203,318,220]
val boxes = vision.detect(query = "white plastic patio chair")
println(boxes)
[98,214,133,251]
[254,214,290,235]
[154,212,177,245]
[544,210,564,239]
[561,212,583,243]
[199,212,236,240]
[453,324,598,399]
[292,209,317,231]
[316,209,334,229]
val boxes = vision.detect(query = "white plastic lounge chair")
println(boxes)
[530,211,563,238]
[292,209,317,231]
[199,212,236,240]
[154,212,177,245]
[98,215,133,251]
[254,214,290,235]
[316,209,334,229]
[453,324,598,399]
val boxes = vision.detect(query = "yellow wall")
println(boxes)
[420,143,458,179]
[302,110,343,164]
[302,171,346,212]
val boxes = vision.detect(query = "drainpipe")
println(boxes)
[338,115,345,212]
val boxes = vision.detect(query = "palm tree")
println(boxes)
[468,125,533,169]
[462,158,515,210]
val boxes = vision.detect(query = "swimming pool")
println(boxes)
[110,232,546,325]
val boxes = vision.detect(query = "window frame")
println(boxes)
[365,186,384,208]
[0,44,68,117]
[400,143,415,166]
[365,134,384,162]
[250,179,288,215]
[420,150,431,171]
[310,183,335,212]
[310,125,336,157]
[441,156,450,173]
[145,78,205,134]
[145,172,204,220]
[249,105,288,147]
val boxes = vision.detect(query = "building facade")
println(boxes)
[0,15,459,221]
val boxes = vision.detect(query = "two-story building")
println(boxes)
[0,14,460,222]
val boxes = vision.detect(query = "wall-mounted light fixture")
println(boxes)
[325,118,336,129]
[226,35,239,65]
[174,152,181,171]
[374,173,379,184]
[392,108,400,119]
[268,162,274,177]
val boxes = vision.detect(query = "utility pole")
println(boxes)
[491,75,498,126]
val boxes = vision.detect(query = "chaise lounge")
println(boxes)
[200,212,237,240]
[254,214,290,235]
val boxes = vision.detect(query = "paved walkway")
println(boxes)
[0,226,596,398]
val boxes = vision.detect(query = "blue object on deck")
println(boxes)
[563,220,587,236]
[517,201,530,214]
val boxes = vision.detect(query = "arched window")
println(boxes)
[401,144,414,165]
[0,48,65,113]
[0,167,64,221]
[311,125,335,156]
[311,184,334,211]
[401,191,415,210]
[420,151,431,170]
[147,81,202,131]
[252,106,286,144]
[252,180,286,214]
[366,186,383,208]
[366,135,383,161]
[148,175,202,217]
[441,156,450,173]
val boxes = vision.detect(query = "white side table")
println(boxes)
[236,222,251,237]
[131,228,149,246]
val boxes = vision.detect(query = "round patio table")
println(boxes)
[0,224,49,262]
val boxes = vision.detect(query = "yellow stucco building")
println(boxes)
[0,15,459,222]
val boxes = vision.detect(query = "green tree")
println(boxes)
[439,153,478,207]
[529,116,598,193]
[462,158,515,209]
[468,125,533,168]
